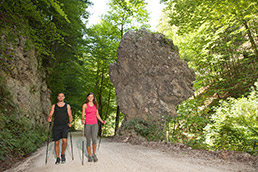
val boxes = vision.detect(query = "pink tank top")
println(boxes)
[85,103,97,124]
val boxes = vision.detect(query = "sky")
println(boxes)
[87,0,165,31]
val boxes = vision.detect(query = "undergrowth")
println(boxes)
[124,117,169,141]
[123,80,258,155]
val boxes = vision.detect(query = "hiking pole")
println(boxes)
[69,127,74,160]
[82,125,84,165]
[45,122,51,165]
[98,123,104,151]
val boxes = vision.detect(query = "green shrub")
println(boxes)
[204,81,258,152]
[124,118,167,141]
[164,98,210,149]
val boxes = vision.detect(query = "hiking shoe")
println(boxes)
[88,156,93,162]
[55,157,60,164]
[92,154,98,162]
[61,154,66,163]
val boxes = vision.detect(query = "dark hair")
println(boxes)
[58,92,65,96]
[85,92,98,108]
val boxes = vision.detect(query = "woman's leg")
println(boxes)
[85,124,92,158]
[92,124,98,155]
[87,146,91,156]
[93,144,97,155]
[91,124,98,162]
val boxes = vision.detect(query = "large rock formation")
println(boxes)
[109,29,195,121]
[1,35,51,125]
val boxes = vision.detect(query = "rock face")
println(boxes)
[109,29,195,121]
[1,36,51,125]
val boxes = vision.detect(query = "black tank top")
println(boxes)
[53,103,68,127]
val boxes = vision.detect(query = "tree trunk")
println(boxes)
[104,88,111,120]
[94,62,100,93]
[98,69,104,136]
[114,22,124,136]
[114,105,120,136]
[242,19,258,59]
[120,23,124,39]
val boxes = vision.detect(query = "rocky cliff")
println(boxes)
[1,35,51,125]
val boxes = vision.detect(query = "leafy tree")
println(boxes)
[157,0,258,151]
[82,21,119,135]
[159,0,258,102]
[104,0,150,37]
[0,2,91,165]
[204,80,258,152]
[1,0,91,117]
[100,0,150,135]
[46,0,91,119]
[0,0,68,68]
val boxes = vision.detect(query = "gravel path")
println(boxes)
[6,131,257,172]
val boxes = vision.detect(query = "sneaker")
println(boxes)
[88,155,92,162]
[61,154,66,163]
[55,157,60,164]
[92,154,98,162]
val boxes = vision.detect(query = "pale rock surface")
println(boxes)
[110,29,195,121]
[1,36,51,125]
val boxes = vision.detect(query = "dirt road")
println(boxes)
[6,131,257,172]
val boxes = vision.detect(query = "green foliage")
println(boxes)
[44,0,91,115]
[0,0,90,165]
[0,0,70,60]
[0,75,47,162]
[81,1,151,135]
[158,0,258,152]
[103,112,125,136]
[204,81,258,152]
[163,81,258,152]
[166,98,210,149]
[105,0,151,35]
[81,21,120,127]
[124,118,166,141]
[159,0,258,106]
[0,0,91,117]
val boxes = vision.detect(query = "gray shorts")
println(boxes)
[84,124,98,147]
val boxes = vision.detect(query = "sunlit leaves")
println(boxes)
[157,0,258,152]
[159,0,258,99]
[204,81,258,151]
[105,0,150,35]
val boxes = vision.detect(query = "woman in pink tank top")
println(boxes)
[81,92,105,162]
